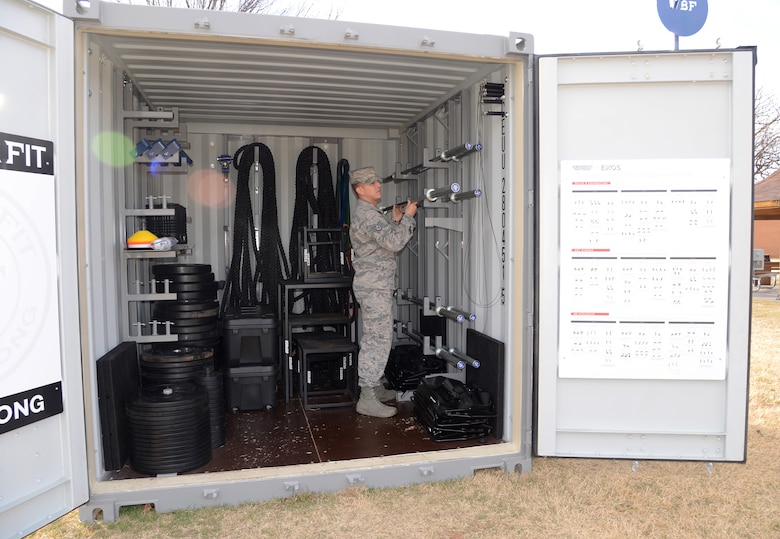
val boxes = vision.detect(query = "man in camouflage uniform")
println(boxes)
[349,166,417,417]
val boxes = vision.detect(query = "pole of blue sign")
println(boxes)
[674,34,679,51]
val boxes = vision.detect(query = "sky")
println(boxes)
[321,0,779,99]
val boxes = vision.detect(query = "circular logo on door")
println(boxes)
[0,186,54,382]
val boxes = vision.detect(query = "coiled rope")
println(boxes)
[220,142,289,318]
[288,146,344,314]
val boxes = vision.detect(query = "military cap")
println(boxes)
[349,166,381,185]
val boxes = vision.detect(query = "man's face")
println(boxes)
[356,179,382,205]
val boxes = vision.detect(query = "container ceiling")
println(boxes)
[90,33,504,130]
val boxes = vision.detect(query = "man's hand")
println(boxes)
[404,198,418,218]
[392,204,403,222]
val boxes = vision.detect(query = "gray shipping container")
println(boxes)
[0,0,755,536]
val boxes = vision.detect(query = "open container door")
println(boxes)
[536,48,755,461]
[0,0,88,536]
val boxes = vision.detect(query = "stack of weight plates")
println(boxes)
[139,347,225,448]
[139,346,214,385]
[126,383,212,475]
[152,264,220,348]
[199,368,226,447]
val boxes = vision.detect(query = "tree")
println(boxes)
[133,0,342,17]
[754,87,780,182]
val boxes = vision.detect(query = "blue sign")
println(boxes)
[657,0,708,37]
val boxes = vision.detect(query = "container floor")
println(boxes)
[108,397,500,479]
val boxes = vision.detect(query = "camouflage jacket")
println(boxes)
[350,198,415,290]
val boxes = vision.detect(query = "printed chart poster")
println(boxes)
[558,159,730,380]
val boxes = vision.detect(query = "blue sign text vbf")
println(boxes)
[657,0,708,37]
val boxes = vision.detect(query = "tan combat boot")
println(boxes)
[356,386,397,418]
[373,384,397,402]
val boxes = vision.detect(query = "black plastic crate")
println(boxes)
[146,203,188,245]
[221,306,279,369]
[224,363,278,412]
[298,227,350,282]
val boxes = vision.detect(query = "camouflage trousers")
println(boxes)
[353,287,394,387]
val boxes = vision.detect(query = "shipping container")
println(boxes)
[0,0,755,536]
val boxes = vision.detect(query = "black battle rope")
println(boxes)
[257,144,291,312]
[336,158,352,271]
[288,146,343,314]
[221,142,289,318]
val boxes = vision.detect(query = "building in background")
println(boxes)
[754,169,780,272]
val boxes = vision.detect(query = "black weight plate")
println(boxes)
[129,411,210,429]
[126,414,207,429]
[139,367,205,379]
[166,316,218,328]
[131,449,211,471]
[199,372,224,404]
[152,263,212,276]
[211,434,226,449]
[154,301,219,313]
[142,346,213,362]
[128,449,210,472]
[175,290,217,301]
[128,422,208,436]
[134,372,212,388]
[127,411,209,432]
[130,382,206,404]
[164,272,215,284]
[156,281,217,293]
[139,364,213,377]
[156,310,220,322]
[130,445,211,461]
[139,371,212,385]
[139,357,213,371]
[130,425,210,442]
[133,432,211,445]
[130,444,210,458]
[182,338,222,348]
[127,396,209,415]
[128,424,209,439]
[126,388,207,406]
[139,363,213,378]
[129,410,210,427]
[144,348,205,363]
[131,455,211,474]
[129,435,210,455]
[139,363,211,375]
[138,434,212,451]
[177,329,220,342]
[130,445,209,462]
[127,401,209,418]
[156,309,220,321]
[170,322,218,335]
[130,451,211,475]
[198,370,223,387]
[140,372,210,386]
